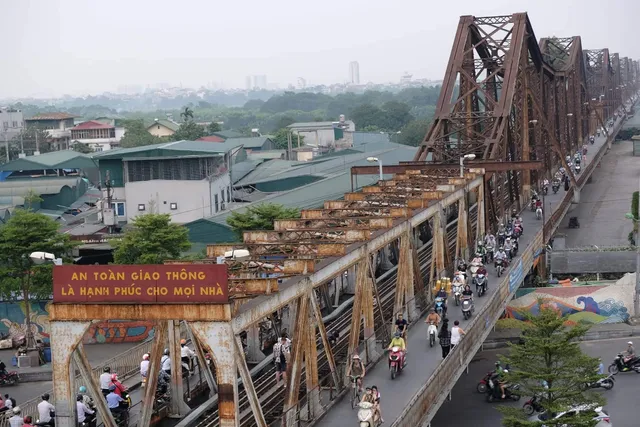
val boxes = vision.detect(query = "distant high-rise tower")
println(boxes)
[253,75,267,89]
[349,61,360,84]
[245,76,252,90]
[297,77,307,89]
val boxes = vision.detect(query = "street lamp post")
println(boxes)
[367,157,383,181]
[459,153,476,178]
[25,252,60,350]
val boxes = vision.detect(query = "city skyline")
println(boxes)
[2,0,639,98]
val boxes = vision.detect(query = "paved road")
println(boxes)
[314,103,625,427]
[432,337,637,426]
[562,139,638,247]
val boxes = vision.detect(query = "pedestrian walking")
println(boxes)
[438,320,451,359]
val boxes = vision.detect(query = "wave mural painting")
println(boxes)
[0,300,155,344]
[503,275,635,326]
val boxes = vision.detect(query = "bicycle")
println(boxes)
[349,375,362,409]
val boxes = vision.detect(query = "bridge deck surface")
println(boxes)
[314,117,618,427]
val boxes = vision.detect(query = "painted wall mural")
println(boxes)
[0,300,155,344]
[503,281,634,325]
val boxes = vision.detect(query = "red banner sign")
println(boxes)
[53,265,228,304]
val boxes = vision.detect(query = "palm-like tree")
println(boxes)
[180,107,194,122]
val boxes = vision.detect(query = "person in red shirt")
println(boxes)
[23,415,34,427]
[110,374,127,397]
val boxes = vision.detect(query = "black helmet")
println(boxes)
[103,367,111,373]
[77,394,83,402]
[42,393,50,400]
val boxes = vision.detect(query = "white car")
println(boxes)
[529,404,611,426]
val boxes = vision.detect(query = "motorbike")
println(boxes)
[434,297,446,316]
[486,378,521,402]
[536,206,542,220]
[477,371,493,393]
[542,184,548,195]
[474,274,487,297]
[495,259,507,277]
[497,231,506,246]
[35,410,55,427]
[452,282,463,306]
[461,296,474,320]
[522,395,544,415]
[512,225,523,239]
[427,322,437,347]
[530,198,537,212]
[608,353,640,374]
[469,259,483,277]
[511,240,519,258]
[485,245,494,263]
[0,371,19,386]
[552,182,559,194]
[585,374,615,390]
[357,401,381,427]
[388,346,405,380]
[80,410,98,427]
[575,164,581,174]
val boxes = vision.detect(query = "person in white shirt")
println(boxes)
[100,367,113,397]
[180,339,195,373]
[8,407,22,427]
[76,394,94,423]
[450,320,466,348]
[37,394,55,425]
[3,394,13,410]
[140,354,150,386]
[161,349,171,374]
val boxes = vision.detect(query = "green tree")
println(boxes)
[180,107,194,122]
[119,119,163,148]
[271,128,305,150]
[207,121,222,134]
[380,101,414,131]
[172,121,206,141]
[350,103,383,129]
[498,305,604,426]
[0,208,75,345]
[227,203,301,239]
[112,213,191,264]
[73,143,94,154]
[397,119,431,146]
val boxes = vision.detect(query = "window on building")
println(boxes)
[221,190,225,203]
[138,204,146,211]
[94,146,103,152]
[111,202,125,217]
[214,194,219,213]
[227,188,231,202]
[11,121,17,128]
[2,122,7,130]
[157,125,161,129]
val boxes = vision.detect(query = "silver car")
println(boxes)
[528,404,611,426]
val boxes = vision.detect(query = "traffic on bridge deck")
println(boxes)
[12,10,636,427]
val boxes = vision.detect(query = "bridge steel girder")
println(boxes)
[274,217,394,231]
[414,13,631,233]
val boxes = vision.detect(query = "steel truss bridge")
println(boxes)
[47,12,639,427]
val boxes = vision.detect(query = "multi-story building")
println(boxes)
[24,112,77,150]
[93,140,239,224]
[349,61,360,85]
[71,120,123,152]
[288,115,356,150]
[0,108,25,141]
[146,118,180,138]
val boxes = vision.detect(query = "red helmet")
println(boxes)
[111,374,118,381]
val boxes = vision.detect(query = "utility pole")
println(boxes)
[105,170,114,234]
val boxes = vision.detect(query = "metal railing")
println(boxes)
[2,322,191,427]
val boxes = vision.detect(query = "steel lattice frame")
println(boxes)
[414,13,637,231]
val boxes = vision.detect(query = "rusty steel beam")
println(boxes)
[229,278,279,295]
[351,161,542,176]
[208,242,347,257]
[243,229,370,243]
[341,193,431,209]
[324,199,415,209]
[301,207,413,219]
[274,216,394,231]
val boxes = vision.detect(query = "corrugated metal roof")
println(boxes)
[234,159,306,186]
[221,137,272,149]
[26,113,78,121]
[231,159,264,183]
[353,132,391,146]
[72,120,114,130]
[0,151,98,172]
[212,130,244,139]
[247,150,286,160]
[92,140,236,160]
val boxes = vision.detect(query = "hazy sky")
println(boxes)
[2,0,639,98]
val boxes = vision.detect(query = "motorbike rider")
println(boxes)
[494,247,508,269]
[78,386,93,407]
[435,286,448,316]
[476,242,487,261]
[360,387,381,423]
[345,354,365,393]
[180,339,195,373]
[23,416,34,427]
[161,348,171,375]
[624,341,636,363]
[157,369,171,396]
[425,309,441,327]
[36,394,54,426]
[370,385,383,423]
[543,178,549,190]
[462,284,474,299]
[395,313,408,342]
[387,332,406,367]
[106,385,125,418]
[110,373,127,397]
[140,353,150,386]
[8,407,22,427]
[76,394,95,426]
[457,258,467,275]
[484,232,496,248]
[504,237,514,259]
[100,366,112,397]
